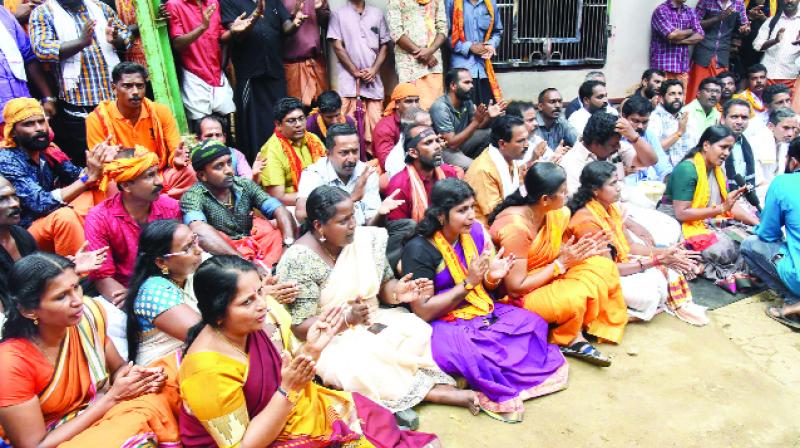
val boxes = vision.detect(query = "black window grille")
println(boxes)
[494,0,611,70]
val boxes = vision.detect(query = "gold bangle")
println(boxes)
[484,272,500,289]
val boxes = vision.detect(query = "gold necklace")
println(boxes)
[318,240,339,264]
[214,328,248,358]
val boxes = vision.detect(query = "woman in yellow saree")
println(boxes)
[658,125,760,293]
[178,255,439,447]
[489,163,628,367]
[0,252,179,448]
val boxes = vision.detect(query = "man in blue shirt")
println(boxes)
[445,0,503,105]
[741,138,800,329]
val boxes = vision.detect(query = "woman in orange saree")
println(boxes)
[489,163,628,367]
[0,253,179,448]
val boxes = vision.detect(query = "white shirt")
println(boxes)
[748,124,787,203]
[385,135,407,180]
[753,12,800,79]
[559,140,638,195]
[296,157,380,225]
[567,105,618,136]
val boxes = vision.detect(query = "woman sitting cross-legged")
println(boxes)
[178,255,440,447]
[276,185,477,418]
[488,163,628,367]
[658,125,760,293]
[0,253,178,447]
[567,161,709,326]
[400,178,569,424]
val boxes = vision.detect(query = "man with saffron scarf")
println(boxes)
[387,0,447,109]
[0,97,111,256]
[372,82,421,170]
[445,0,503,105]
[85,62,195,198]
[304,90,356,143]
[386,124,460,222]
[85,147,181,307]
[258,96,327,206]
[184,139,296,267]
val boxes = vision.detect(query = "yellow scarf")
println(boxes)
[585,200,630,263]
[432,230,494,321]
[682,152,731,238]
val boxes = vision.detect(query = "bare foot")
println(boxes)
[460,390,480,416]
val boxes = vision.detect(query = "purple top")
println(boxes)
[282,0,329,61]
[327,2,391,100]
[650,0,704,73]
[0,7,35,122]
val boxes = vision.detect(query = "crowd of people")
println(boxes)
[0,0,800,446]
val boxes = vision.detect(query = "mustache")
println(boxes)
[152,185,163,195]
[33,131,48,140]
[7,207,20,217]
[343,163,357,169]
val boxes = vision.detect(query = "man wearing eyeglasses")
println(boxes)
[257,96,327,206]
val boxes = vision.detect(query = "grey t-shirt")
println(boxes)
[430,95,474,134]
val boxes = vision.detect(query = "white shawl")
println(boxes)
[48,0,120,92]
[0,19,26,81]
[487,144,520,199]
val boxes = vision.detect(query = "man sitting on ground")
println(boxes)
[465,115,528,225]
[506,100,564,164]
[720,98,761,191]
[199,115,258,181]
[430,68,500,170]
[384,107,432,180]
[649,79,696,166]
[85,148,182,305]
[385,124,459,222]
[535,87,579,152]
[305,90,356,143]
[85,62,195,197]
[683,76,722,147]
[0,97,110,255]
[567,79,618,135]
[749,108,799,202]
[372,83,421,170]
[296,123,408,268]
[742,139,800,329]
[183,139,296,267]
[258,96,327,206]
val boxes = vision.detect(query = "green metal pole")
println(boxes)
[134,0,188,133]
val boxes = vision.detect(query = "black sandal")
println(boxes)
[765,306,800,331]
[560,341,611,367]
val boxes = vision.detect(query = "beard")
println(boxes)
[418,154,442,170]
[455,87,472,101]
[15,131,51,151]
[663,100,683,115]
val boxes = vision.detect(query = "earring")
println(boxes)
[318,234,326,243]
[161,266,169,275]
[33,316,39,326]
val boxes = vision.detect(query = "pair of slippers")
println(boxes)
[765,306,800,331]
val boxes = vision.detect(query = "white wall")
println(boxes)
[326,0,700,100]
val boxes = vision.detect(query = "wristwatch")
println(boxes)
[40,97,57,105]
[282,237,295,247]
[462,280,475,291]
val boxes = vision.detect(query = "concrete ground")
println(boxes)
[416,292,800,447]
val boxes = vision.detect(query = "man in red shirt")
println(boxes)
[165,0,258,130]
[372,82,421,170]
[385,124,459,222]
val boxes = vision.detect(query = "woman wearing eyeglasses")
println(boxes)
[124,220,204,366]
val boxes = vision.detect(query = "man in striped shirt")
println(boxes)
[29,0,131,165]
[650,0,704,85]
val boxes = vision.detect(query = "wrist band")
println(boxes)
[553,260,565,277]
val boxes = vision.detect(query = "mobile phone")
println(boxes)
[367,323,387,334]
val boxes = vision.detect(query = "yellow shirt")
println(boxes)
[464,149,519,226]
[257,133,324,193]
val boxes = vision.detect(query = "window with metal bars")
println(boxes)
[494,0,611,69]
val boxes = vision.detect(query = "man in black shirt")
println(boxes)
[220,0,311,161]
[0,175,38,311]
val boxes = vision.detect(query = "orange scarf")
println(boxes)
[525,207,570,271]
[450,0,503,101]
[407,164,446,222]
[310,108,346,139]
[432,230,494,320]
[585,200,630,263]
[275,130,326,190]
[93,99,170,169]
[735,89,766,114]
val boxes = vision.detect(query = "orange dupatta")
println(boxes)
[450,0,503,101]
[524,207,570,272]
[93,99,170,169]
[407,164,446,222]
[432,230,494,320]
[275,130,327,191]
[584,200,630,263]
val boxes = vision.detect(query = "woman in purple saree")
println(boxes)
[401,179,569,424]
[178,256,439,447]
